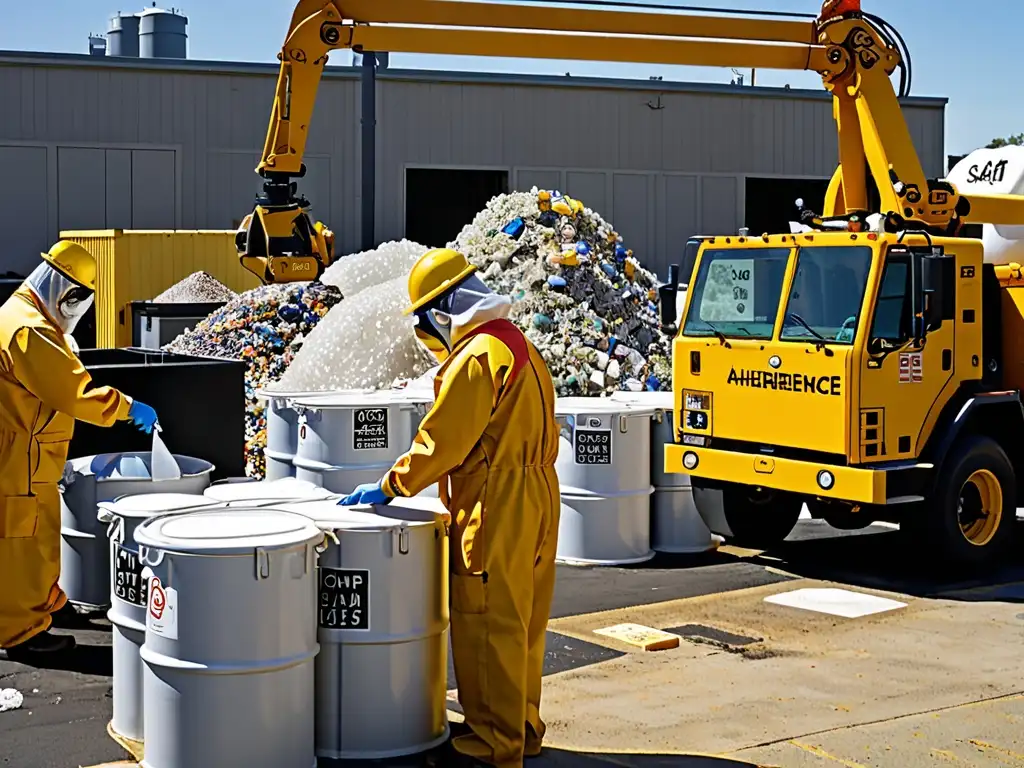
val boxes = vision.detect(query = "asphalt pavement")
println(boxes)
[1,516,1021,768]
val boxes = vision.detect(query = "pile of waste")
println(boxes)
[153,271,238,303]
[320,239,429,296]
[452,189,672,394]
[270,241,437,393]
[164,281,342,476]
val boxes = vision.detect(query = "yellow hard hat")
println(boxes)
[404,248,478,315]
[41,240,97,291]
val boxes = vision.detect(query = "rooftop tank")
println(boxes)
[139,5,188,59]
[107,13,140,58]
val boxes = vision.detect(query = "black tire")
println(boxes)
[720,485,803,547]
[806,499,875,531]
[913,435,1016,569]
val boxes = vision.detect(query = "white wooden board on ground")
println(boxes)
[764,587,907,618]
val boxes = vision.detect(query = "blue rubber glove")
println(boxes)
[128,399,159,434]
[337,481,391,507]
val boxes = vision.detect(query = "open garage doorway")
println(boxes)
[405,168,509,247]
[744,174,883,236]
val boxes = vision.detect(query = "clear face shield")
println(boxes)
[25,262,95,334]
[411,273,511,362]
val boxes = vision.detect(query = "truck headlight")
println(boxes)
[682,451,699,470]
[817,470,835,491]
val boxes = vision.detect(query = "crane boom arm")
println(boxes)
[260,0,830,179]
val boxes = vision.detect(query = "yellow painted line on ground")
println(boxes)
[968,739,1024,764]
[592,623,681,651]
[789,740,868,767]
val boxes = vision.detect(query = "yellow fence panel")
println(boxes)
[60,230,260,348]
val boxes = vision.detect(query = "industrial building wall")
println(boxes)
[377,73,946,280]
[0,56,361,277]
[0,53,945,283]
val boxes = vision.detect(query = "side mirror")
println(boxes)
[921,254,955,332]
[659,263,680,331]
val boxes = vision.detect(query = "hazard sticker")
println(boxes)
[898,352,923,384]
[147,576,178,640]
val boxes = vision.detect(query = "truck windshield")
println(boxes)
[682,247,790,339]
[780,246,873,345]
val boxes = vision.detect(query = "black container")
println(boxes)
[130,301,226,349]
[68,348,246,480]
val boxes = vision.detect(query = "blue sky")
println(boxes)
[1,0,1014,155]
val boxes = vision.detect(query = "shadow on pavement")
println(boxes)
[532,750,765,767]
[8,642,114,676]
[754,521,1024,603]
[328,748,765,767]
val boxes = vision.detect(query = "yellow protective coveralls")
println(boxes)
[0,286,131,648]
[382,317,561,767]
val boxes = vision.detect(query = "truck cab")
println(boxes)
[665,228,1022,568]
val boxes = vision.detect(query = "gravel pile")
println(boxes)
[451,189,672,394]
[164,281,342,477]
[153,271,238,303]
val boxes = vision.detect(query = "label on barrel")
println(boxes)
[147,577,178,640]
[353,408,389,451]
[574,428,613,465]
[318,568,370,630]
[113,544,148,607]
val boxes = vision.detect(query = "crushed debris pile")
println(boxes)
[270,276,436,393]
[321,240,430,297]
[153,271,238,303]
[164,281,342,476]
[452,189,672,394]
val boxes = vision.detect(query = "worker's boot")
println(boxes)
[524,723,543,759]
[2,631,76,661]
[49,602,81,628]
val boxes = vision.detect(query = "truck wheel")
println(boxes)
[718,485,803,547]
[924,435,1016,569]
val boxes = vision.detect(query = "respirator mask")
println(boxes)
[25,262,95,334]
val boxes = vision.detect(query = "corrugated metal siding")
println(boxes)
[61,229,260,347]
[0,62,362,264]
[377,78,945,279]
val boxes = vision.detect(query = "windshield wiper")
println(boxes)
[785,313,835,356]
[696,320,728,345]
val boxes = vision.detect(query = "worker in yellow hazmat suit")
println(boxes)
[339,249,561,767]
[0,241,159,660]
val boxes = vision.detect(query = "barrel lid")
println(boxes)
[279,498,448,530]
[293,389,424,408]
[134,508,322,553]
[555,396,658,417]
[202,477,336,503]
[254,388,366,403]
[611,391,674,410]
[101,492,221,519]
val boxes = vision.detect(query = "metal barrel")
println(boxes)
[611,392,717,553]
[135,508,324,768]
[260,392,302,481]
[280,498,450,759]
[100,493,222,743]
[60,453,214,609]
[257,390,347,482]
[553,398,656,565]
[291,391,431,494]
